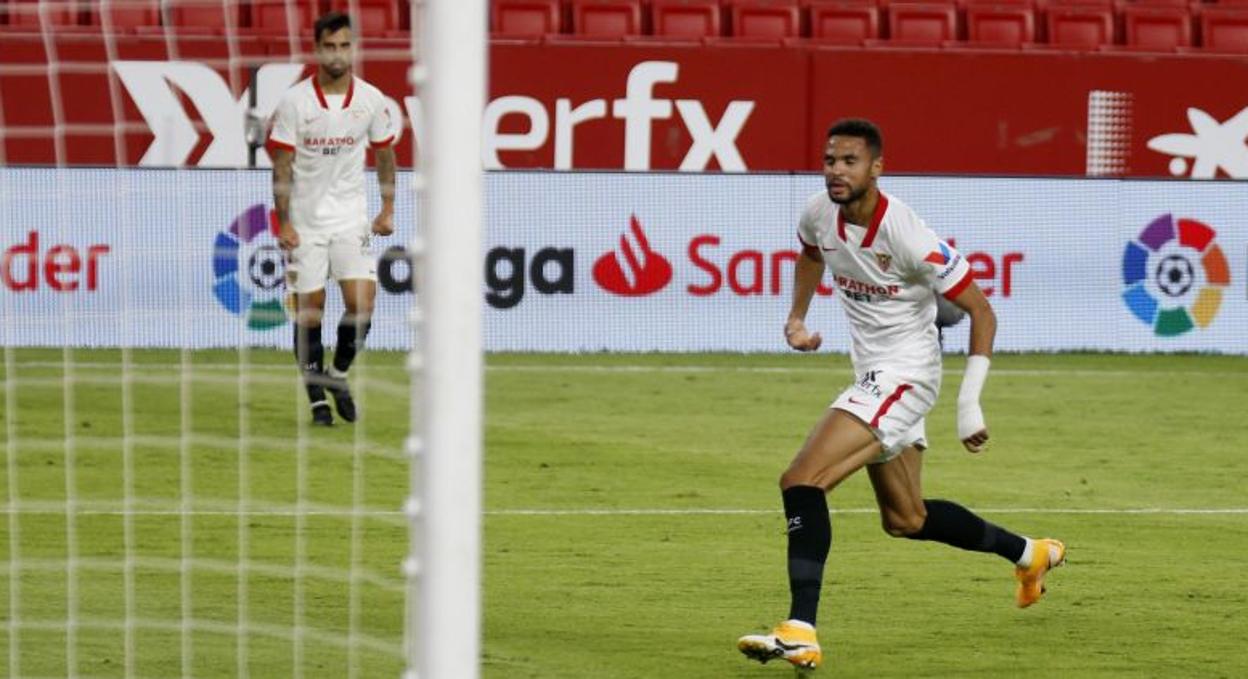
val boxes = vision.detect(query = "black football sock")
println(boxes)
[293,323,326,403]
[331,317,371,374]
[905,499,1026,563]
[783,485,831,626]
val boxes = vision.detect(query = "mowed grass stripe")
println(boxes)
[2,350,1246,677]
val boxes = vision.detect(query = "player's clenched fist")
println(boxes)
[784,318,822,352]
[278,222,300,251]
[958,401,990,453]
[957,355,991,453]
[372,209,394,236]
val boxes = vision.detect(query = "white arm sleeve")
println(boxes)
[956,355,990,444]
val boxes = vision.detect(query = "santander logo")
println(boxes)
[593,215,673,296]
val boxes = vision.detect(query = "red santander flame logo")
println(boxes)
[593,215,672,296]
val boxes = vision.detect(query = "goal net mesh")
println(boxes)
[1,2,423,676]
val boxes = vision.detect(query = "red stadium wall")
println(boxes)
[1,34,1244,177]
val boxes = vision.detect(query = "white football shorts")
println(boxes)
[830,366,940,463]
[284,222,377,294]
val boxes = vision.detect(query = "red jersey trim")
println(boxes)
[370,135,395,149]
[942,272,973,300]
[312,77,353,109]
[266,137,295,153]
[871,383,913,428]
[860,193,889,248]
[835,192,890,248]
[312,77,329,109]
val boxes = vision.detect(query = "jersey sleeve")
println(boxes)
[796,197,820,249]
[368,94,398,148]
[267,94,297,153]
[895,220,973,300]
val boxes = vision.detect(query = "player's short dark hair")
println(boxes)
[314,11,352,43]
[826,118,883,158]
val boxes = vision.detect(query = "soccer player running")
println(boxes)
[268,11,398,426]
[738,119,1065,670]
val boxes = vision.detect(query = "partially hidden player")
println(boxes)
[269,11,398,426]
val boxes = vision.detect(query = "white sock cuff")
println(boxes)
[326,366,347,379]
[1016,537,1035,567]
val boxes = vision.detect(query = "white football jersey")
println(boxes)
[268,75,397,233]
[798,190,971,373]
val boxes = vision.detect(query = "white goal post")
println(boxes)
[408,1,486,679]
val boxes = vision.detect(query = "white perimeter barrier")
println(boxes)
[1,169,1244,353]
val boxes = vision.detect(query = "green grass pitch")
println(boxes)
[2,350,1247,677]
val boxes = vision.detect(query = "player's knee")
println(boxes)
[295,308,324,326]
[342,310,373,325]
[882,512,926,538]
[779,467,811,491]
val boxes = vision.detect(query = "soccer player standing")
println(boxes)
[737,119,1065,670]
[268,11,398,426]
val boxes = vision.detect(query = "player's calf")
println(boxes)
[322,315,370,424]
[294,322,338,426]
[325,367,356,423]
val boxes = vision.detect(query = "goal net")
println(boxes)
[0,1,483,677]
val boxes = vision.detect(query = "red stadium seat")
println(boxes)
[85,1,162,31]
[728,0,801,38]
[966,5,1035,44]
[650,0,721,38]
[807,0,881,42]
[165,0,244,33]
[1123,5,1191,49]
[888,2,958,43]
[327,0,400,34]
[6,0,79,28]
[1046,5,1114,48]
[1201,7,1248,52]
[491,0,562,37]
[250,0,322,34]
[569,0,643,36]
[963,0,1034,5]
[1044,0,1112,6]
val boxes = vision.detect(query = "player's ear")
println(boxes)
[870,155,883,179]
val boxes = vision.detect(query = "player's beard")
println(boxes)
[322,61,350,80]
[827,183,866,205]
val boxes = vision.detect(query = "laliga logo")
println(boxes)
[593,215,672,296]
[212,204,287,330]
[1121,214,1230,336]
